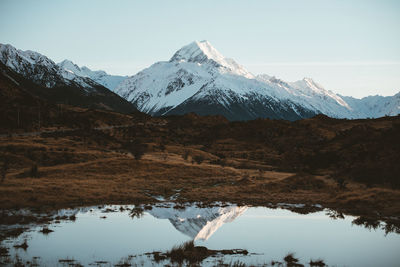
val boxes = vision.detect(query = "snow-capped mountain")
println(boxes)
[340,93,400,118]
[115,41,315,120]
[115,40,399,120]
[57,60,127,91]
[170,40,254,79]
[148,204,248,241]
[0,43,137,113]
[0,43,99,90]
[2,41,398,120]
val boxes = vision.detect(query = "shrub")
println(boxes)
[215,152,226,159]
[125,140,147,160]
[193,155,204,164]
[167,241,208,264]
[210,158,225,166]
[1,157,9,183]
[182,150,190,161]
[129,207,144,219]
[309,259,326,266]
[30,164,39,178]
[159,142,166,152]
[335,176,347,190]
[284,252,299,264]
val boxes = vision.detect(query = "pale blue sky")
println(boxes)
[1,0,399,98]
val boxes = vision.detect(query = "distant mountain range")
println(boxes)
[57,59,127,91]
[0,43,136,114]
[114,40,399,120]
[1,41,399,120]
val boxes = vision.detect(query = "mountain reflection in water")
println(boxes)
[148,204,248,240]
[1,203,399,267]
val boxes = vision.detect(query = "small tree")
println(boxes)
[30,164,39,178]
[1,157,9,183]
[193,155,204,164]
[159,141,166,152]
[129,207,144,219]
[332,170,347,190]
[80,123,92,150]
[182,150,190,161]
[126,139,147,160]
[336,176,347,190]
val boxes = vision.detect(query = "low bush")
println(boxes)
[193,155,204,164]
[29,164,39,178]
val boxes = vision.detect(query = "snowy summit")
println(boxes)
[170,40,253,78]
[1,41,398,121]
[115,40,399,120]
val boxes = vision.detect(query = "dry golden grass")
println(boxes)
[0,133,399,223]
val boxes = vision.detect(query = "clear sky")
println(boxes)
[1,0,399,98]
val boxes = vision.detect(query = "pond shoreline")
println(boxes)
[1,202,399,267]
[1,200,399,243]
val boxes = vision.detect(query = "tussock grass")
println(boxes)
[167,240,206,264]
[284,252,304,267]
[13,240,28,250]
[309,258,326,266]
[39,227,53,234]
[0,114,399,230]
[151,240,248,265]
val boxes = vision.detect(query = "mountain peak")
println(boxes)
[302,77,326,92]
[0,43,14,52]
[170,40,225,66]
[169,40,253,78]
[59,59,75,66]
[58,59,82,74]
[0,43,56,68]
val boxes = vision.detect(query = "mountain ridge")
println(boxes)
[0,43,137,114]
[115,40,399,120]
[2,41,398,121]
[57,59,127,91]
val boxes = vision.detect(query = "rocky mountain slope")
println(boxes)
[2,41,398,121]
[57,59,127,91]
[0,43,137,114]
[115,40,399,120]
[341,93,400,118]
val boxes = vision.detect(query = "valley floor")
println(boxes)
[1,133,399,229]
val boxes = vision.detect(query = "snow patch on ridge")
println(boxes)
[117,40,373,119]
[0,43,99,90]
[57,59,127,91]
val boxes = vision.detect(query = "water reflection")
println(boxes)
[129,206,145,219]
[352,216,400,235]
[148,204,248,240]
[0,203,399,267]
